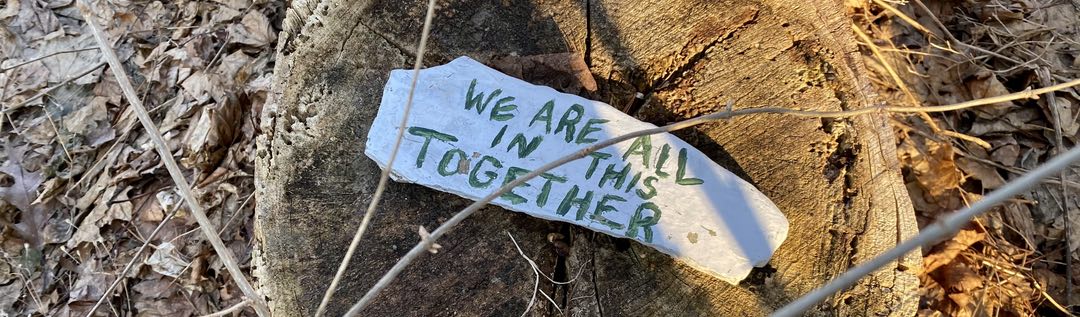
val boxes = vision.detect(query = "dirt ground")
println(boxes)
[0,0,1076,316]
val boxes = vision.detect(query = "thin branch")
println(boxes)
[505,231,586,317]
[851,24,925,119]
[313,0,439,315]
[771,145,1080,317]
[506,231,563,317]
[1039,68,1073,307]
[199,299,252,317]
[0,46,100,72]
[75,4,271,316]
[869,0,932,35]
[42,100,75,163]
[1,61,106,114]
[86,203,180,316]
[344,77,1080,315]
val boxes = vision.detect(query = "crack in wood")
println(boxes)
[355,18,419,63]
[337,18,365,60]
[623,7,758,116]
[583,0,593,67]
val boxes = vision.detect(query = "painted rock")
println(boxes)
[365,57,788,283]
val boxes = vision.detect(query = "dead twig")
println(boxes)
[76,3,271,316]
[345,77,1080,315]
[86,204,180,315]
[0,46,100,72]
[313,0,439,315]
[199,299,252,317]
[1038,68,1073,307]
[870,0,932,35]
[507,231,562,317]
[1,61,106,115]
[506,231,587,317]
[852,23,991,148]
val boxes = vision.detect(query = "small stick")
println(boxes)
[86,204,180,316]
[313,0,439,315]
[1039,68,1073,306]
[0,46,100,72]
[42,100,75,163]
[772,145,1080,317]
[1,61,106,114]
[869,0,932,37]
[76,3,271,316]
[199,299,252,317]
[344,77,1080,315]
[506,231,563,317]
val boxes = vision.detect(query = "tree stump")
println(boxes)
[254,0,921,315]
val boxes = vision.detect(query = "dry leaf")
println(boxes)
[935,261,983,292]
[6,0,61,41]
[924,229,985,273]
[40,33,102,85]
[214,50,253,82]
[0,146,43,212]
[0,281,22,315]
[145,242,188,278]
[900,137,961,198]
[68,186,133,247]
[0,60,48,102]
[955,157,1006,189]
[964,68,1014,119]
[132,277,174,299]
[67,259,109,303]
[182,94,244,171]
[996,203,1037,249]
[228,10,274,47]
[181,70,225,103]
[63,97,115,148]
[989,136,1019,167]
[131,294,195,317]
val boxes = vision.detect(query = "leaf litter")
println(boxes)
[852,0,1080,315]
[1,0,279,315]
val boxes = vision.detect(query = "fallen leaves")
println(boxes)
[229,10,275,48]
[1,0,278,315]
[900,136,961,198]
[924,229,985,273]
[855,0,1080,315]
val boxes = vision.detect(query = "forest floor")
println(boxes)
[0,0,1076,316]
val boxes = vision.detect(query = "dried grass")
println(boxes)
[850,0,1080,315]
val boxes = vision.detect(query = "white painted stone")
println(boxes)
[365,57,789,283]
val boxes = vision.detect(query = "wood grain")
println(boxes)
[255,0,919,315]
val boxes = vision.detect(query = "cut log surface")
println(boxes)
[254,0,921,316]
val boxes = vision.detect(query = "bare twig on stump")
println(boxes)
[314,0,439,315]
